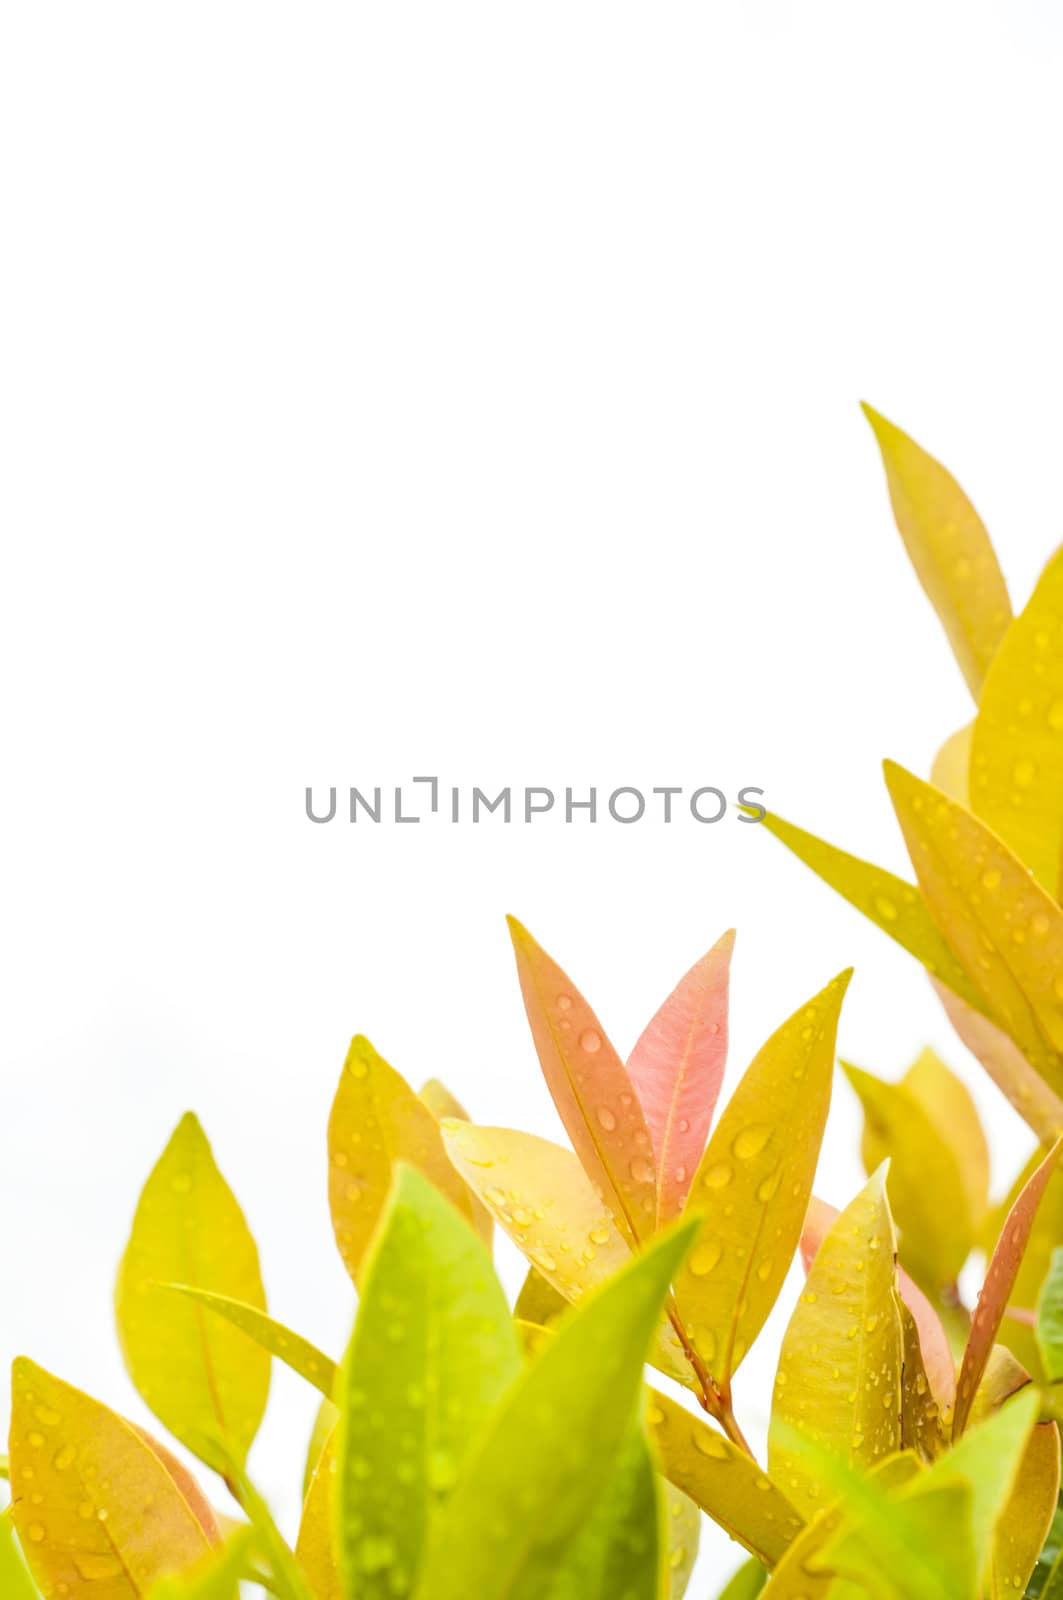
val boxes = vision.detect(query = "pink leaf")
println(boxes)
[627,930,735,1222]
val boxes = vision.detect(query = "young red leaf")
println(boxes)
[954,1133,1063,1434]
[627,930,735,1224]
[506,917,657,1244]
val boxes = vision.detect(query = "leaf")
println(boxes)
[328,1035,476,1282]
[148,1528,253,1600]
[336,1164,522,1600]
[969,546,1063,894]
[885,761,1063,1094]
[828,1482,975,1600]
[627,930,735,1224]
[1038,1249,1063,1381]
[662,1481,700,1600]
[1030,1498,1063,1598]
[217,1456,314,1600]
[513,1266,569,1329]
[955,1136,1063,1433]
[991,1422,1060,1600]
[801,1195,955,1411]
[157,1285,337,1400]
[416,1215,699,1600]
[982,1152,1063,1379]
[418,1078,494,1245]
[673,971,851,1384]
[899,1299,948,1461]
[540,1427,663,1600]
[645,1391,802,1567]
[507,917,658,1244]
[933,980,1063,1145]
[441,1122,691,1386]
[302,1397,338,1499]
[902,1048,989,1230]
[717,1559,767,1600]
[769,1168,902,1517]
[931,723,973,804]
[295,1427,342,1600]
[9,1358,214,1597]
[115,1113,270,1475]
[0,1516,42,1600]
[843,1060,973,1295]
[967,1344,1030,1429]
[758,808,982,1006]
[862,402,1011,697]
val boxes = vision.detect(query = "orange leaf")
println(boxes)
[627,931,734,1224]
[954,1133,1063,1433]
[507,917,656,1244]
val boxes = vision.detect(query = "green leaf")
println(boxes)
[716,1558,767,1600]
[540,1427,663,1600]
[156,1284,337,1399]
[674,971,851,1383]
[9,1359,215,1598]
[1027,1495,1063,1597]
[148,1528,253,1600]
[329,1035,477,1283]
[645,1391,802,1567]
[218,1456,315,1600]
[969,546,1063,894]
[862,402,1011,698]
[0,1516,42,1600]
[627,930,735,1225]
[115,1112,270,1474]
[662,1481,700,1599]
[506,917,658,1244]
[336,1164,522,1600]
[885,761,1063,1096]
[955,1136,1063,1433]
[768,1168,902,1518]
[416,1215,699,1600]
[1038,1249,1063,1381]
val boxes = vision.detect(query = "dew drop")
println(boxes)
[597,1107,617,1131]
[703,1162,733,1190]
[688,1240,723,1277]
[579,1029,602,1054]
[732,1124,771,1161]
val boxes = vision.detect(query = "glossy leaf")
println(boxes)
[769,1168,902,1517]
[991,1422,1060,1600]
[645,1391,802,1567]
[507,917,657,1244]
[418,1077,494,1244]
[955,1135,1063,1432]
[441,1122,691,1385]
[933,980,1063,1145]
[1038,1248,1063,1381]
[627,930,735,1224]
[148,1528,253,1600]
[967,1344,1030,1429]
[115,1112,269,1474]
[157,1284,336,1400]
[717,1559,767,1600]
[302,1396,338,1499]
[969,545,1063,893]
[336,1164,521,1600]
[329,1035,476,1283]
[862,402,1011,697]
[801,1195,955,1410]
[417,1216,698,1600]
[899,1299,948,1460]
[758,808,981,1006]
[9,1358,214,1597]
[662,1481,700,1600]
[295,1427,342,1600]
[0,1516,42,1600]
[885,761,1063,1094]
[843,1059,973,1294]
[540,1428,662,1600]
[674,971,851,1383]
[931,722,972,804]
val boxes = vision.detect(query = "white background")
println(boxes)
[3,2,1063,1589]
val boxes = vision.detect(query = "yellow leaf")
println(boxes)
[663,1481,700,1600]
[843,1060,972,1295]
[295,1427,342,1600]
[968,1345,1030,1429]
[115,1113,269,1472]
[768,1168,902,1518]
[327,1036,475,1283]
[930,723,972,804]
[759,808,982,1008]
[991,1422,1060,1599]
[9,1359,214,1597]
[155,1285,337,1400]
[418,1078,494,1245]
[506,917,657,1245]
[899,1299,948,1461]
[933,982,1063,1145]
[885,761,1063,1093]
[645,1391,803,1568]
[441,1122,691,1386]
[862,403,1011,698]
[970,546,1063,894]
[902,1049,989,1231]
[674,971,851,1384]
